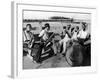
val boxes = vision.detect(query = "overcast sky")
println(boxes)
[23,11,91,20]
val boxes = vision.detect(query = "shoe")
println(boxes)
[62,53,66,57]
[54,53,57,56]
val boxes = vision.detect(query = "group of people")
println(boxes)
[23,22,90,60]
[59,22,90,55]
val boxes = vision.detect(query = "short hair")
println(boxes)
[26,24,32,29]
[67,24,71,30]
[76,26,79,30]
[44,23,50,30]
[63,26,66,29]
[82,22,87,28]
[71,27,74,32]
[42,26,45,30]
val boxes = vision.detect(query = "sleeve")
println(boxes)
[23,31,26,42]
[39,30,45,37]
[77,31,81,38]
[23,31,27,41]
[86,32,89,39]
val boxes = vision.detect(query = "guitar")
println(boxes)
[44,32,55,46]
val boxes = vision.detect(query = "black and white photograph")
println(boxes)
[23,10,91,69]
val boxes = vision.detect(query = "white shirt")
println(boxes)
[71,31,78,40]
[39,30,48,41]
[24,30,32,41]
[63,33,70,42]
[77,29,88,39]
